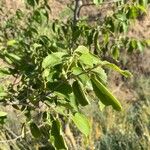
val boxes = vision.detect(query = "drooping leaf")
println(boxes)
[50,119,68,150]
[72,80,90,106]
[91,75,122,111]
[72,113,91,137]
[102,61,132,78]
[29,122,41,138]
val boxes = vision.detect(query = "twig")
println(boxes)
[0,124,45,143]
[73,0,83,25]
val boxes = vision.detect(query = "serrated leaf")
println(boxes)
[42,52,67,69]
[72,113,91,137]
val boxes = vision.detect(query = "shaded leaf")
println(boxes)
[30,122,41,138]
[72,80,90,106]
[50,119,68,150]
[0,111,7,125]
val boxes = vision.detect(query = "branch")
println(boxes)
[73,0,83,25]
[77,0,123,22]
[0,124,45,143]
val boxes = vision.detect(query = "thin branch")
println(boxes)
[0,124,45,143]
[73,0,83,25]
[77,0,123,21]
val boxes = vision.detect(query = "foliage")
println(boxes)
[0,0,149,149]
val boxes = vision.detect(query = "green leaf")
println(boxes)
[102,61,133,78]
[72,113,91,137]
[93,0,103,5]
[137,41,144,52]
[7,40,17,46]
[0,68,10,77]
[0,111,7,117]
[127,6,138,19]
[42,52,67,69]
[29,122,41,138]
[137,5,147,13]
[47,81,72,98]
[92,67,107,84]
[0,111,7,125]
[71,67,90,85]
[26,0,39,7]
[50,119,68,150]
[5,53,21,62]
[68,93,79,111]
[112,46,120,60]
[79,53,100,67]
[91,76,122,111]
[98,101,105,111]
[72,80,90,106]
[0,92,7,97]
[74,45,89,54]
[0,86,7,100]
[139,0,148,8]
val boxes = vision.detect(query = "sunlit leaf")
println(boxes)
[74,45,89,54]
[102,61,133,78]
[42,52,67,69]
[72,113,91,137]
[91,76,122,111]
